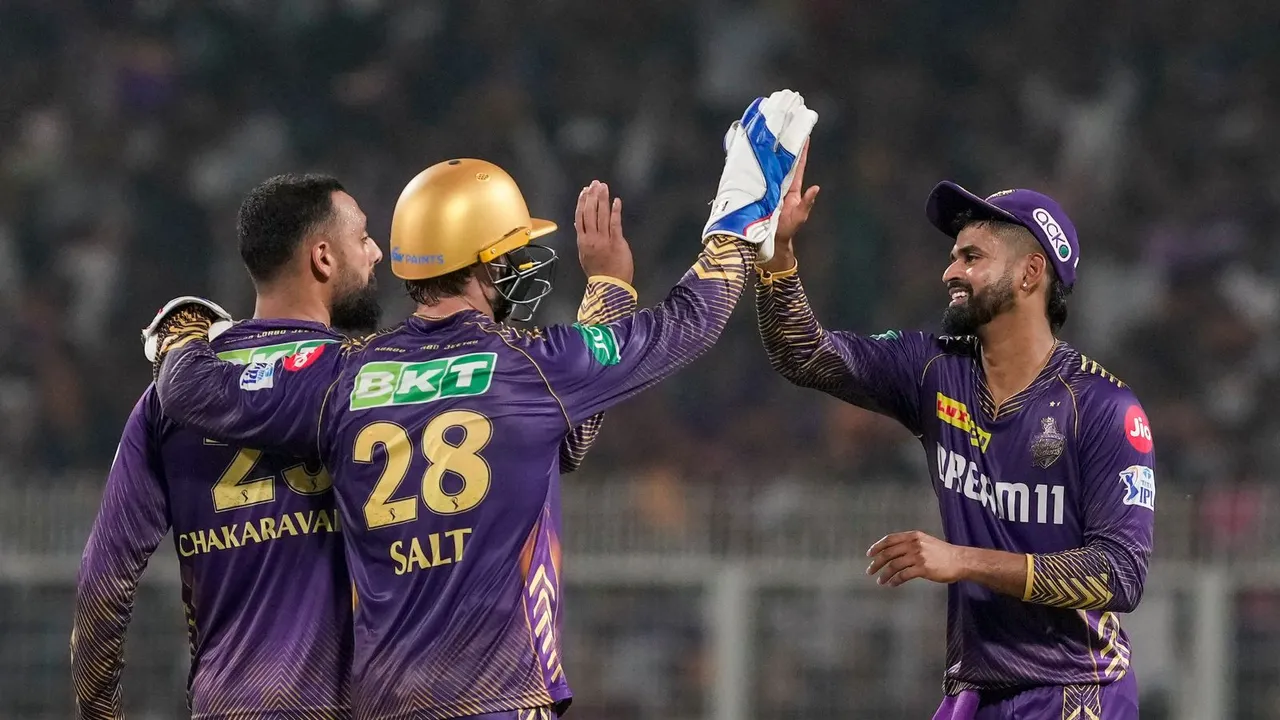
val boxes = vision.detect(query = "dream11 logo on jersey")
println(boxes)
[1124,405,1153,453]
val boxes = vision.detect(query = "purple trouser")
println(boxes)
[455,708,556,720]
[934,672,1139,720]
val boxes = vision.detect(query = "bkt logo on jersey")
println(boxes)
[350,352,496,410]
[1119,465,1155,511]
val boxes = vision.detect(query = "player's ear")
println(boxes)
[311,239,337,282]
[1022,252,1048,292]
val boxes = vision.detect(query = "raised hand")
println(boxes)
[574,180,634,285]
[775,141,820,245]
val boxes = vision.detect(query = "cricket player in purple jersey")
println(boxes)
[140,90,819,720]
[74,171,629,720]
[756,167,1154,719]
[73,174,383,719]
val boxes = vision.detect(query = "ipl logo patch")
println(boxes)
[1030,416,1066,469]
[239,361,275,391]
[1119,465,1155,510]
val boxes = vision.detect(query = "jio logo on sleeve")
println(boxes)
[1124,405,1153,453]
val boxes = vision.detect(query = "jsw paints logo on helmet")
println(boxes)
[1032,208,1072,263]
[391,247,445,265]
[349,352,496,410]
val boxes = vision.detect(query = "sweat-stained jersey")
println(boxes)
[152,237,754,720]
[73,319,354,720]
[756,269,1155,695]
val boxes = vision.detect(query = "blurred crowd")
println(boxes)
[6,2,1280,718]
[4,0,1280,537]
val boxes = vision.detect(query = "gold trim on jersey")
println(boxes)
[755,259,799,284]
[1080,354,1126,387]
[1062,683,1102,720]
[584,275,638,302]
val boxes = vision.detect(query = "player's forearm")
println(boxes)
[755,264,845,391]
[632,234,755,384]
[957,546,1030,599]
[157,341,325,455]
[71,593,127,719]
[561,277,638,472]
[72,548,146,718]
[560,414,604,473]
[156,339,253,440]
[1025,542,1145,612]
[579,275,638,325]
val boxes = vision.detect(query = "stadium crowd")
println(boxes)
[4,1,1280,718]
[5,0,1280,525]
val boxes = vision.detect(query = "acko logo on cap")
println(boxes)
[1032,208,1072,263]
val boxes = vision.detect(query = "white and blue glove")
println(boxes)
[702,89,818,262]
[141,296,234,375]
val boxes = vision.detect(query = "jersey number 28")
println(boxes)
[355,410,493,530]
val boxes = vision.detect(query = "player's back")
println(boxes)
[319,311,574,719]
[157,320,353,717]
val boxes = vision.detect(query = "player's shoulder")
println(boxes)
[136,383,182,443]
[861,329,976,354]
[882,330,980,371]
[1057,345,1143,414]
[932,333,981,357]
[211,318,345,360]
[462,313,610,362]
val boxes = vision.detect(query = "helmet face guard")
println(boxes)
[483,242,558,323]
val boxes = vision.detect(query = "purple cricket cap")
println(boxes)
[925,181,1080,289]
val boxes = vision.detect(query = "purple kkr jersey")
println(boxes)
[73,319,353,719]
[757,271,1155,693]
[152,239,752,720]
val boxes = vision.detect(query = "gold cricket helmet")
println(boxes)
[390,158,557,280]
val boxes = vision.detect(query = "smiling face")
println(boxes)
[940,220,1044,337]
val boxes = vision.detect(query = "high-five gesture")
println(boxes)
[703,89,819,262]
[762,142,820,272]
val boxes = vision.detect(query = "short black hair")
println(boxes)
[406,266,474,305]
[951,210,1072,334]
[237,173,346,284]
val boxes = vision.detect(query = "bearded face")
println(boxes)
[331,264,382,335]
[941,265,1017,337]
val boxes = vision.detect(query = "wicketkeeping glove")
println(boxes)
[141,296,234,380]
[702,89,818,262]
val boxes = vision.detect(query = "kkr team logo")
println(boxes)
[1030,416,1066,469]
[1119,465,1155,511]
[349,352,496,410]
